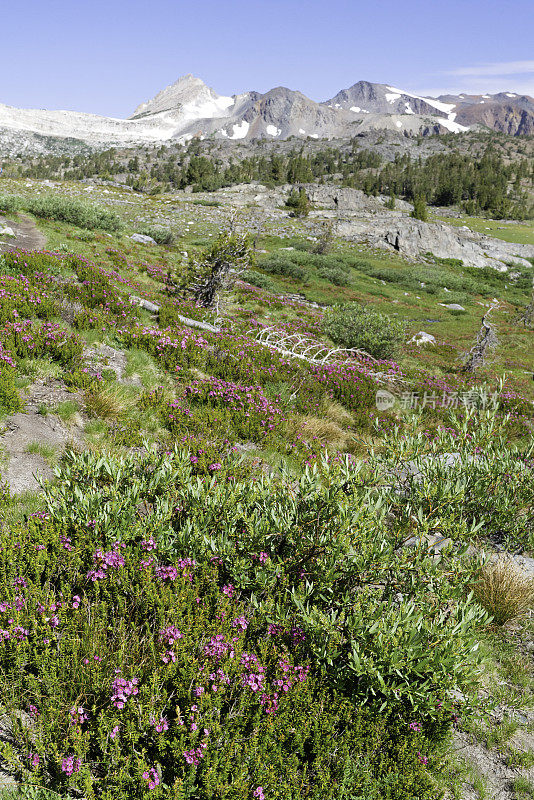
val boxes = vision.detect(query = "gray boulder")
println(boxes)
[409,331,436,345]
[396,452,479,484]
[402,533,453,557]
[130,233,157,245]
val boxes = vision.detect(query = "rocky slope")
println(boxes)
[1,75,533,157]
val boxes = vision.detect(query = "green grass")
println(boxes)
[0,490,44,527]
[18,358,62,381]
[51,400,80,423]
[25,442,58,464]
[431,214,534,246]
[512,776,534,798]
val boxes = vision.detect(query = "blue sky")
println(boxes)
[1,0,533,117]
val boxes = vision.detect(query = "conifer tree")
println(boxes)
[285,187,310,217]
[411,195,428,222]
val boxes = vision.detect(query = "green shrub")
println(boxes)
[1,251,64,278]
[0,447,467,797]
[317,266,350,286]
[25,195,122,232]
[0,194,24,214]
[323,302,405,359]
[192,199,221,207]
[138,225,175,246]
[246,271,277,291]
[259,256,306,281]
[374,407,534,551]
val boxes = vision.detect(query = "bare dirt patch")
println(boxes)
[0,213,46,253]
[1,381,84,494]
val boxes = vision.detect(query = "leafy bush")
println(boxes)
[1,321,84,369]
[259,256,306,281]
[1,251,64,278]
[0,446,476,797]
[0,194,24,214]
[25,195,122,232]
[323,302,405,359]
[192,199,221,207]
[373,407,534,552]
[246,271,277,292]
[138,225,175,246]
[317,266,350,286]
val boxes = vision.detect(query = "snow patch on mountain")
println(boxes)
[386,86,456,115]
[221,120,250,140]
[438,115,469,133]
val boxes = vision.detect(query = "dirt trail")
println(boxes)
[0,213,46,253]
[1,381,84,494]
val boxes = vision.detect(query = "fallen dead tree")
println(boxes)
[249,327,405,386]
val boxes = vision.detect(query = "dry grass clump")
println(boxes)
[290,414,353,451]
[322,399,353,428]
[84,385,131,421]
[473,556,534,626]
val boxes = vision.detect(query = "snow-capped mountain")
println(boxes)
[324,80,468,133]
[0,75,532,156]
[130,74,236,121]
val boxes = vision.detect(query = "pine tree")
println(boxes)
[411,195,428,222]
[285,187,310,217]
[385,191,396,210]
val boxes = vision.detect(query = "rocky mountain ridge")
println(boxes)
[0,74,533,157]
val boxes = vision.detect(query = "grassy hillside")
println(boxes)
[0,179,532,799]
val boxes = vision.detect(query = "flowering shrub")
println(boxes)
[0,480,446,798]
[0,274,57,325]
[1,250,64,278]
[1,321,83,367]
[0,343,21,413]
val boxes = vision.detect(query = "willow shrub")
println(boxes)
[323,302,405,360]
[372,406,534,551]
[25,195,122,233]
[0,433,493,797]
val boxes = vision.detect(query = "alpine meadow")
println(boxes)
[0,4,533,798]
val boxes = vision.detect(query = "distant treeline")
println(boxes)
[4,138,533,219]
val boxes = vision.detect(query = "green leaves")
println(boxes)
[323,302,406,360]
[42,445,487,724]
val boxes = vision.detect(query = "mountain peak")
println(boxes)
[129,74,232,119]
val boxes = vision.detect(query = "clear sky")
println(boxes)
[1,0,532,117]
